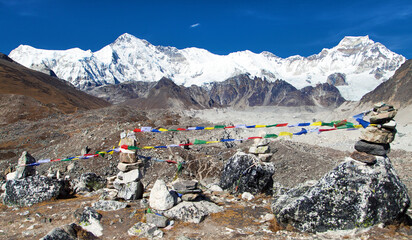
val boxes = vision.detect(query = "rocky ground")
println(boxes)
[0,105,411,239]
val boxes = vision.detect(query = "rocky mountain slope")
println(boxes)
[90,74,345,109]
[360,59,412,108]
[9,34,405,101]
[0,53,110,125]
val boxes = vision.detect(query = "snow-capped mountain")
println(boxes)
[9,33,406,101]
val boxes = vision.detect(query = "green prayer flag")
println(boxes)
[264,134,278,138]
[265,124,277,128]
[214,125,225,129]
[194,139,208,145]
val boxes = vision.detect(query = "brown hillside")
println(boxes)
[360,59,412,108]
[0,53,110,125]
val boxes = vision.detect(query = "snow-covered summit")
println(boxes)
[9,33,406,100]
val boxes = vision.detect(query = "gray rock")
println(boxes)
[241,192,254,201]
[354,140,390,156]
[146,213,169,228]
[92,200,128,211]
[172,180,200,194]
[370,110,397,124]
[40,226,75,240]
[271,157,410,232]
[74,207,103,237]
[258,153,273,162]
[41,223,97,240]
[249,146,270,154]
[128,222,163,238]
[382,120,397,130]
[14,151,36,180]
[115,181,144,200]
[74,172,106,193]
[163,201,224,223]
[149,179,175,211]
[117,162,140,172]
[2,175,71,206]
[116,169,141,183]
[219,152,274,194]
[181,193,201,201]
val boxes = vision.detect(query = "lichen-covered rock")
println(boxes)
[2,175,71,206]
[219,152,274,194]
[15,151,36,179]
[74,207,103,237]
[40,223,97,240]
[146,213,169,228]
[92,200,128,211]
[128,222,163,238]
[163,201,224,223]
[74,172,106,193]
[271,157,410,232]
[115,180,144,200]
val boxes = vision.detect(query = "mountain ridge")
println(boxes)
[9,34,406,101]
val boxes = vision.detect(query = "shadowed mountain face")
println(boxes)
[90,74,345,109]
[0,53,110,125]
[360,59,412,108]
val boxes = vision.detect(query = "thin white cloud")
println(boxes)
[190,23,200,28]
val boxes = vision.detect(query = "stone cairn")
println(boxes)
[351,103,397,164]
[248,138,273,162]
[108,130,144,200]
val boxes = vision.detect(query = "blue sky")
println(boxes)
[1,0,411,59]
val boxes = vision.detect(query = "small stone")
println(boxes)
[208,184,223,192]
[172,180,200,194]
[146,213,169,228]
[354,140,390,156]
[350,151,377,165]
[382,120,397,130]
[117,162,140,172]
[241,192,254,201]
[181,193,201,201]
[128,222,163,238]
[258,153,273,162]
[263,213,275,222]
[92,200,128,211]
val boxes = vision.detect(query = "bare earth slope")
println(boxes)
[0,53,110,125]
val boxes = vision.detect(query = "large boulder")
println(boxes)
[115,181,144,200]
[219,152,274,194]
[2,175,71,206]
[7,151,36,180]
[271,156,410,232]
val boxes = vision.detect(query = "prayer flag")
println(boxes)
[194,139,208,145]
[279,132,293,138]
[311,121,322,126]
[264,134,278,138]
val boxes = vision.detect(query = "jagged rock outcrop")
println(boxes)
[271,156,410,232]
[327,73,347,86]
[3,175,71,206]
[219,152,274,194]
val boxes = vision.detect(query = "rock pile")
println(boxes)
[6,151,36,180]
[248,138,273,162]
[172,179,202,201]
[112,131,144,200]
[352,103,397,164]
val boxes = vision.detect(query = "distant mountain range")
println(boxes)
[0,53,110,125]
[9,33,406,101]
[90,74,345,109]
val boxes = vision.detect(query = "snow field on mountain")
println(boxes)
[9,34,405,100]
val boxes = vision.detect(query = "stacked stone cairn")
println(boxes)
[172,180,203,201]
[351,103,397,164]
[248,138,273,162]
[110,131,144,200]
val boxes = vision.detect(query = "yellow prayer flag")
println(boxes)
[143,146,154,149]
[205,127,214,130]
[255,125,266,128]
[158,128,168,132]
[206,141,220,144]
[310,121,322,126]
[279,132,293,138]
[354,125,363,128]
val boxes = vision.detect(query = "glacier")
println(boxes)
[9,33,406,101]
